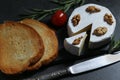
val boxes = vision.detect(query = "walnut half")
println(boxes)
[72,14,80,26]
[72,36,83,45]
[86,6,100,14]
[93,27,107,36]
[104,13,113,25]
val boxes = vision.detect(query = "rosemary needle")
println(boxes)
[19,0,86,20]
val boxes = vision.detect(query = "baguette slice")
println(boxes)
[20,19,58,70]
[0,21,44,74]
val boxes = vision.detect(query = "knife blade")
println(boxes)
[28,51,120,80]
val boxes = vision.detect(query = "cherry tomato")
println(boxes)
[51,10,67,27]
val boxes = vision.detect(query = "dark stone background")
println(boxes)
[0,0,120,80]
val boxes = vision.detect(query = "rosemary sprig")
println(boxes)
[19,0,86,20]
[108,36,120,54]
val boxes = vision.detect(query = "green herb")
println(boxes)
[108,36,120,54]
[19,0,86,20]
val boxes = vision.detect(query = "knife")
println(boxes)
[27,51,120,80]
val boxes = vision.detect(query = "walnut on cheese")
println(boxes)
[93,27,107,36]
[104,13,113,25]
[71,14,80,26]
[86,6,101,13]
[72,36,83,45]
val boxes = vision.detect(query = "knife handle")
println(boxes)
[35,69,70,80]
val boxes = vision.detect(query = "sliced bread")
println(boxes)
[0,21,44,74]
[20,19,58,70]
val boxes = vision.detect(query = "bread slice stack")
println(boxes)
[0,19,58,74]
[20,19,58,70]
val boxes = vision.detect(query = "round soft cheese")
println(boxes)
[67,3,116,48]
[64,32,87,56]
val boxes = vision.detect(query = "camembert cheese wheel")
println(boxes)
[67,3,116,48]
[64,32,87,56]
[64,3,116,56]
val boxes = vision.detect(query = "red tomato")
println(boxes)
[51,10,67,27]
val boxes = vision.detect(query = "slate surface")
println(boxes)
[0,0,120,80]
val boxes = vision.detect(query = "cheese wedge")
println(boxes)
[64,32,87,56]
[67,3,116,48]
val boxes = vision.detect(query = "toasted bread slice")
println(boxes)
[20,19,58,70]
[0,21,44,74]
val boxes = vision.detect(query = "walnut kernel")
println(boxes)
[72,36,83,45]
[93,27,107,36]
[86,6,100,13]
[72,14,80,26]
[104,13,113,25]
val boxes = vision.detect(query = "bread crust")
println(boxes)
[0,21,44,74]
[20,19,58,70]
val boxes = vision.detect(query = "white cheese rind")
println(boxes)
[64,32,87,56]
[67,3,116,48]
